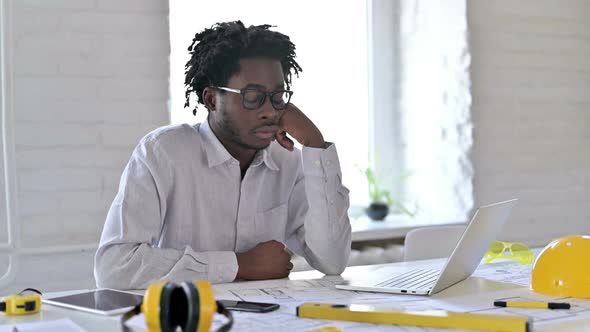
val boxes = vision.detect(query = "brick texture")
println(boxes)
[469,1,590,246]
[8,0,170,248]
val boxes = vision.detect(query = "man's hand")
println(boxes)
[275,103,325,151]
[235,240,294,280]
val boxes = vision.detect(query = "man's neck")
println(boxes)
[224,143,256,175]
[208,120,257,175]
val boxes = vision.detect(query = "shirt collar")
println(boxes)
[199,120,279,171]
[251,147,279,171]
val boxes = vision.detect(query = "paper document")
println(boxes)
[211,273,590,331]
[441,287,590,326]
[127,264,590,332]
[210,277,488,331]
[0,319,86,332]
[472,260,533,286]
[128,277,455,332]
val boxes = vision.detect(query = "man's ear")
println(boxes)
[203,88,216,111]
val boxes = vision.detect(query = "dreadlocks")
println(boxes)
[184,21,302,115]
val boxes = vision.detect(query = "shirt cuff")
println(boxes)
[204,251,239,283]
[301,142,341,177]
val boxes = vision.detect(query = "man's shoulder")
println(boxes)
[133,123,204,163]
[139,123,202,149]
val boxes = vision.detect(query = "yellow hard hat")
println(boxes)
[530,235,590,298]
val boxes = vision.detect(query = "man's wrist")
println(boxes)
[303,135,325,149]
[235,253,245,280]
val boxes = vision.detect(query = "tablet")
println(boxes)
[42,289,144,316]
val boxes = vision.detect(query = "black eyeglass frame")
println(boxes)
[214,86,293,111]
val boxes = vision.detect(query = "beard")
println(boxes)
[217,106,271,151]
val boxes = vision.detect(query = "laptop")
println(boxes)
[336,199,518,296]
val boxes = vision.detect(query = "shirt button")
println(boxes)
[314,160,321,166]
[330,199,334,204]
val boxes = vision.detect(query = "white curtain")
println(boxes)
[399,0,473,222]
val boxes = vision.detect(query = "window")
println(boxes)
[169,0,473,221]
[169,0,369,206]
[372,0,473,222]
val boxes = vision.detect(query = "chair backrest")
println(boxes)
[404,225,466,261]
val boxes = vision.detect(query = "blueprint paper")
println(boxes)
[442,287,590,326]
[128,264,590,331]
[208,272,590,331]
[0,319,86,332]
[472,260,533,286]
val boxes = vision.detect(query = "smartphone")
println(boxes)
[218,300,280,313]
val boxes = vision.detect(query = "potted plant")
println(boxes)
[361,167,416,221]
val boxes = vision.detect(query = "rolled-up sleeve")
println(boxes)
[285,143,352,275]
[94,139,238,289]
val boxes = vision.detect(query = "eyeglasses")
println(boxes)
[484,240,534,264]
[214,86,293,111]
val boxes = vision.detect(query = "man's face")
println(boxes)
[211,57,286,151]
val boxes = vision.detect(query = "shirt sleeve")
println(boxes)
[94,139,238,289]
[284,142,352,275]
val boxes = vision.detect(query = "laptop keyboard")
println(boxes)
[375,269,440,290]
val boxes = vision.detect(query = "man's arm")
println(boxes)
[94,140,238,289]
[276,104,352,275]
[285,144,352,275]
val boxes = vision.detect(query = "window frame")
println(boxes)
[0,0,19,290]
[0,0,17,252]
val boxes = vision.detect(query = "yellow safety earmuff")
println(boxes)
[121,280,233,332]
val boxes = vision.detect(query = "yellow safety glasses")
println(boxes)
[484,240,533,264]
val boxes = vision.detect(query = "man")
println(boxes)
[94,21,351,289]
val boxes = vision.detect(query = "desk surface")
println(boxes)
[1,255,589,332]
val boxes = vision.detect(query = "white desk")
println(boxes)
[1,256,589,331]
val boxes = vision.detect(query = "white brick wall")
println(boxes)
[8,0,170,248]
[468,1,590,246]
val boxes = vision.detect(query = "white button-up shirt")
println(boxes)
[94,121,351,289]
